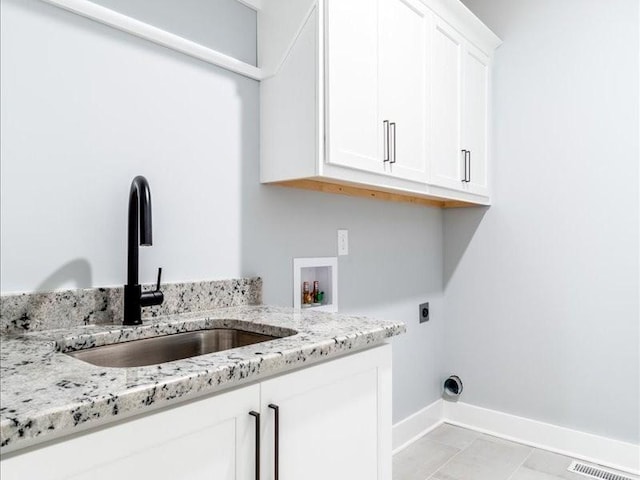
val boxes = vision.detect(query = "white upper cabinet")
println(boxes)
[462,43,490,196]
[430,21,491,196]
[326,0,428,183]
[430,18,464,191]
[259,0,501,207]
[325,0,381,174]
[378,0,430,182]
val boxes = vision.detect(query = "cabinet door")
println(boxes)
[462,44,490,196]
[429,18,465,190]
[378,0,429,182]
[260,346,392,480]
[325,0,382,174]
[1,385,261,480]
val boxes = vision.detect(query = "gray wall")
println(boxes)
[1,0,254,292]
[0,0,443,423]
[449,0,640,444]
[240,181,445,424]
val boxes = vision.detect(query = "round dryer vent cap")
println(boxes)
[443,375,463,399]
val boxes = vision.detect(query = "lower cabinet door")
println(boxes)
[260,345,392,480]
[0,384,261,480]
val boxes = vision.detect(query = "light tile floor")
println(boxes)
[393,424,639,480]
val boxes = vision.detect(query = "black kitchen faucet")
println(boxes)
[123,175,163,325]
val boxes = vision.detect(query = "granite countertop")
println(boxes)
[0,305,405,454]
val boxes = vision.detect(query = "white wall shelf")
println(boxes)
[293,257,338,313]
[40,0,264,80]
[235,0,263,11]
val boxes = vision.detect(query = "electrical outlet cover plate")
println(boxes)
[419,302,429,323]
[337,229,349,256]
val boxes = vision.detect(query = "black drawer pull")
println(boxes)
[268,404,280,480]
[461,149,468,182]
[249,411,260,480]
[383,120,390,163]
[390,122,397,164]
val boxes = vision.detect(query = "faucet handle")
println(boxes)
[155,267,162,292]
[140,267,164,308]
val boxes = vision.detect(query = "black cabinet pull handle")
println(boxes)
[249,411,260,480]
[467,150,471,183]
[461,149,468,182]
[383,120,390,163]
[390,122,396,164]
[268,404,280,480]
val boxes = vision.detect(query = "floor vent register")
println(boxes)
[568,461,635,480]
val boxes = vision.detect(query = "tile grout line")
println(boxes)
[425,435,536,480]
[504,448,536,480]
[424,437,480,480]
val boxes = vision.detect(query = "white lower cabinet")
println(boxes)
[1,384,261,480]
[260,344,391,480]
[0,345,392,480]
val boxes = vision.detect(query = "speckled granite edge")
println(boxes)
[0,278,262,334]
[0,305,406,453]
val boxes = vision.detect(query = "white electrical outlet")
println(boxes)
[337,229,349,256]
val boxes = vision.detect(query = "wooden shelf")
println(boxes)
[272,179,486,209]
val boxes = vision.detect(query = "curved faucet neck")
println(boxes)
[127,175,152,286]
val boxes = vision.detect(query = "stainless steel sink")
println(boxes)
[66,329,281,368]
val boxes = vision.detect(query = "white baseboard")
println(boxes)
[392,399,444,454]
[444,402,639,476]
[392,400,640,476]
